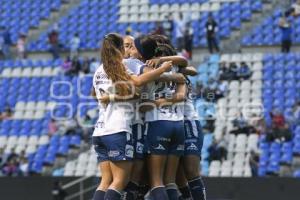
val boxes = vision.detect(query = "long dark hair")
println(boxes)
[134,35,158,60]
[100,33,131,96]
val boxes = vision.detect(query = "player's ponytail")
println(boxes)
[101,33,132,96]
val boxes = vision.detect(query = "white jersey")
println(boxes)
[123,58,145,125]
[144,69,184,122]
[184,79,199,121]
[92,64,134,137]
[123,58,145,76]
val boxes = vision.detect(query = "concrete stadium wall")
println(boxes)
[0,177,299,200]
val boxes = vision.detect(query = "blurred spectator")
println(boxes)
[206,14,219,54]
[60,56,72,75]
[125,27,132,35]
[219,62,230,80]
[152,21,165,35]
[184,21,194,59]
[48,30,60,59]
[16,34,27,59]
[268,110,292,142]
[162,15,174,39]
[19,158,29,176]
[0,148,3,165]
[0,33,4,58]
[207,136,227,163]
[279,11,292,53]
[219,62,239,81]
[203,114,216,133]
[271,109,286,129]
[249,150,259,177]
[1,27,12,59]
[291,0,300,16]
[228,62,238,80]
[1,159,19,177]
[81,114,93,143]
[70,57,81,75]
[237,62,252,80]
[48,118,58,136]
[174,13,185,51]
[215,80,228,100]
[81,57,90,74]
[292,101,300,124]
[89,58,99,73]
[70,33,80,59]
[52,181,67,200]
[250,115,267,135]
[0,106,12,120]
[230,112,255,135]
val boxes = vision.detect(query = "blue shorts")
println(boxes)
[183,120,203,157]
[132,123,145,159]
[144,120,185,156]
[92,132,134,162]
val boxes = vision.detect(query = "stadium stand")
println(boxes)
[0,0,299,182]
[242,8,300,46]
[0,0,62,44]
[28,0,263,51]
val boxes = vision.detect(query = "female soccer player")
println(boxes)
[152,35,206,200]
[133,35,187,200]
[92,33,174,200]
[176,76,206,200]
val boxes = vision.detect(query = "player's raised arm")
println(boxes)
[130,61,173,87]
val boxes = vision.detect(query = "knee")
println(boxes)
[184,165,200,180]
[110,176,130,190]
[99,177,112,190]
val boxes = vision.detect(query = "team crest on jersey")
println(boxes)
[125,145,134,158]
[187,143,198,151]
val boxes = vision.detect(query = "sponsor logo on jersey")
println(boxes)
[154,144,165,150]
[187,143,198,151]
[96,72,108,80]
[125,145,134,158]
[157,136,171,142]
[176,145,185,151]
[108,150,120,158]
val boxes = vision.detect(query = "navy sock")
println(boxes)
[93,190,105,200]
[137,185,149,199]
[104,189,122,200]
[124,181,139,200]
[179,185,192,199]
[166,183,179,200]
[188,177,206,200]
[150,186,169,200]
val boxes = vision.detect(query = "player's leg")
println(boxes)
[176,162,192,200]
[145,121,169,200]
[101,132,134,200]
[183,120,206,200]
[106,161,133,199]
[148,155,168,200]
[164,155,180,200]
[92,136,112,200]
[125,124,145,200]
[164,121,185,200]
[183,155,206,200]
[93,161,112,200]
